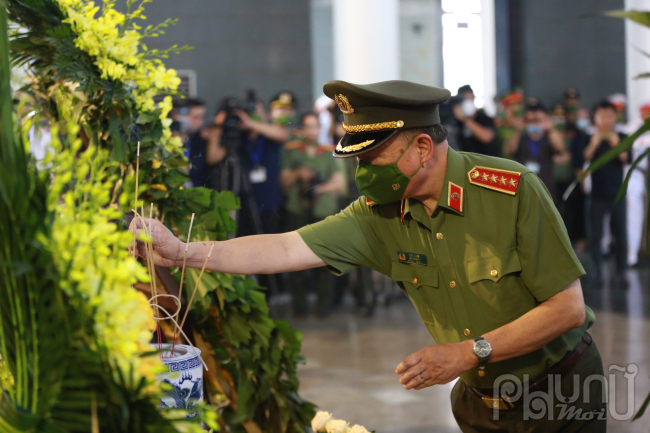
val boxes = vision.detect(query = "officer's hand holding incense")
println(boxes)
[130,218,325,274]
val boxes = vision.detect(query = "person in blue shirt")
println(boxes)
[205,95,293,237]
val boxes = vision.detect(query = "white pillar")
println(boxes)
[332,0,400,84]
[480,0,497,117]
[625,0,650,126]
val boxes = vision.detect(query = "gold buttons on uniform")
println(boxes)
[478,370,486,377]
[490,269,498,277]
[436,233,443,240]
[412,277,418,284]
[449,281,456,288]
[464,329,470,336]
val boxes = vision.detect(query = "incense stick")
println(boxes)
[170,213,194,356]
[178,243,215,334]
[131,141,140,260]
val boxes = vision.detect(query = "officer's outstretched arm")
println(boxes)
[131,217,326,274]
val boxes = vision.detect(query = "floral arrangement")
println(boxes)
[311,411,373,433]
[4,0,315,431]
[42,120,160,384]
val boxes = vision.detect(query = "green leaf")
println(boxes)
[603,9,650,27]
[616,147,650,202]
[633,388,650,420]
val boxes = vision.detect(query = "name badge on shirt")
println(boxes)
[249,166,267,184]
[397,251,428,266]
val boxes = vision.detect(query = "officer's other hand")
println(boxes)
[395,341,476,391]
[129,217,184,268]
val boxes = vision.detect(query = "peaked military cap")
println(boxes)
[323,80,451,157]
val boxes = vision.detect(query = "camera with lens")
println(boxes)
[217,89,258,150]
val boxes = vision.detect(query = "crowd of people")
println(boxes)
[170,91,372,318]
[170,84,649,317]
[446,85,649,287]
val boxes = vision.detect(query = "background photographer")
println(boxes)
[452,84,500,157]
[281,112,345,317]
[205,92,294,238]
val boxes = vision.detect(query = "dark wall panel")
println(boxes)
[509,0,625,109]
[138,0,312,114]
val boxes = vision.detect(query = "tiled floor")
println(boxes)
[291,262,650,432]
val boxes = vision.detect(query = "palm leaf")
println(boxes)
[603,9,650,27]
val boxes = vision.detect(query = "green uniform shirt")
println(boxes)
[282,139,345,219]
[297,147,594,389]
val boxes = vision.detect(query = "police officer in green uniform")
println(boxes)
[134,80,605,432]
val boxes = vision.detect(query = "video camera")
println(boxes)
[218,89,258,149]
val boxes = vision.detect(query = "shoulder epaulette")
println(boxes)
[467,166,521,195]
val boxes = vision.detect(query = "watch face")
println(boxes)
[475,340,491,358]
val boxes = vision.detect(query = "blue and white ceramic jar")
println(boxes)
[152,344,203,417]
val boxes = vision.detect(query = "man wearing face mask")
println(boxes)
[452,84,501,157]
[504,101,569,202]
[132,80,603,432]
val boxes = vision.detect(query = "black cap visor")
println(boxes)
[333,129,400,158]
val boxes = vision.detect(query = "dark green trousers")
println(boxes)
[451,337,606,432]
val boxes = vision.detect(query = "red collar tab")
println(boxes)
[467,166,521,195]
[448,182,463,212]
[365,197,377,207]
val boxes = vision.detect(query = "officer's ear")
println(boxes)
[414,133,434,164]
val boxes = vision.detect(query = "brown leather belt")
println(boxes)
[470,333,592,410]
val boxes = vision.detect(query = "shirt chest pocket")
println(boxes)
[391,261,447,329]
[466,247,533,323]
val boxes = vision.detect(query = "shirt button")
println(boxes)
[412,277,418,284]
[490,269,498,277]
[464,328,470,336]
[450,281,456,288]
[436,233,443,240]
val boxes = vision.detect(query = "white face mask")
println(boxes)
[576,118,590,131]
[461,99,477,117]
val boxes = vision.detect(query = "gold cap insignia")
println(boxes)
[335,94,354,114]
[335,139,375,153]
[392,183,401,190]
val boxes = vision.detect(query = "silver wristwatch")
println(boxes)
[473,337,492,375]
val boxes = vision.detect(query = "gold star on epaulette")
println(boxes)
[481,173,489,181]
[499,176,507,185]
[490,174,498,183]
[509,178,517,187]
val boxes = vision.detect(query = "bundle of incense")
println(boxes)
[131,206,210,368]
